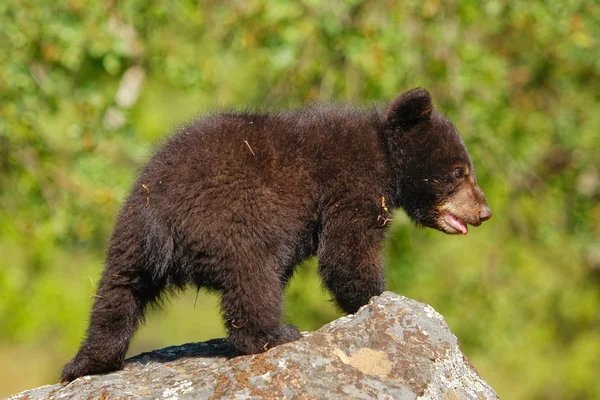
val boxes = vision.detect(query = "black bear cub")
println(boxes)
[62,88,491,382]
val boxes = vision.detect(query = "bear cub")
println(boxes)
[62,88,491,382]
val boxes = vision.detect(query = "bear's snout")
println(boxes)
[479,205,492,222]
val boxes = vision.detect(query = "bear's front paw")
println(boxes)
[61,352,123,383]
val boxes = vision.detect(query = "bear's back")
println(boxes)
[141,106,388,195]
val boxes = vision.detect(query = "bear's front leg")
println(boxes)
[317,200,387,314]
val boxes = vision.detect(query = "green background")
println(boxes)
[1,1,599,398]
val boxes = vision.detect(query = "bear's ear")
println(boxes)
[386,88,433,130]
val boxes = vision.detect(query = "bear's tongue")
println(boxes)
[444,212,468,235]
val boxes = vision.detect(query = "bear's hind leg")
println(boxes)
[221,262,301,354]
[61,268,162,382]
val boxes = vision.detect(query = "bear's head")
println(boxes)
[385,88,492,235]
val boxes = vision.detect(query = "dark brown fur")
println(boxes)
[61,88,491,382]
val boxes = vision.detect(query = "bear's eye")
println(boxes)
[453,168,464,179]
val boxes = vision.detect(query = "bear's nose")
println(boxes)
[479,206,492,222]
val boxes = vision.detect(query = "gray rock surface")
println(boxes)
[8,292,498,399]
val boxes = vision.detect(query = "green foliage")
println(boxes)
[1,0,599,398]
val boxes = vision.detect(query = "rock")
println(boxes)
[8,292,498,400]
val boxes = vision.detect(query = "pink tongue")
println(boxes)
[444,213,468,235]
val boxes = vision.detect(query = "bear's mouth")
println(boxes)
[441,211,468,235]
